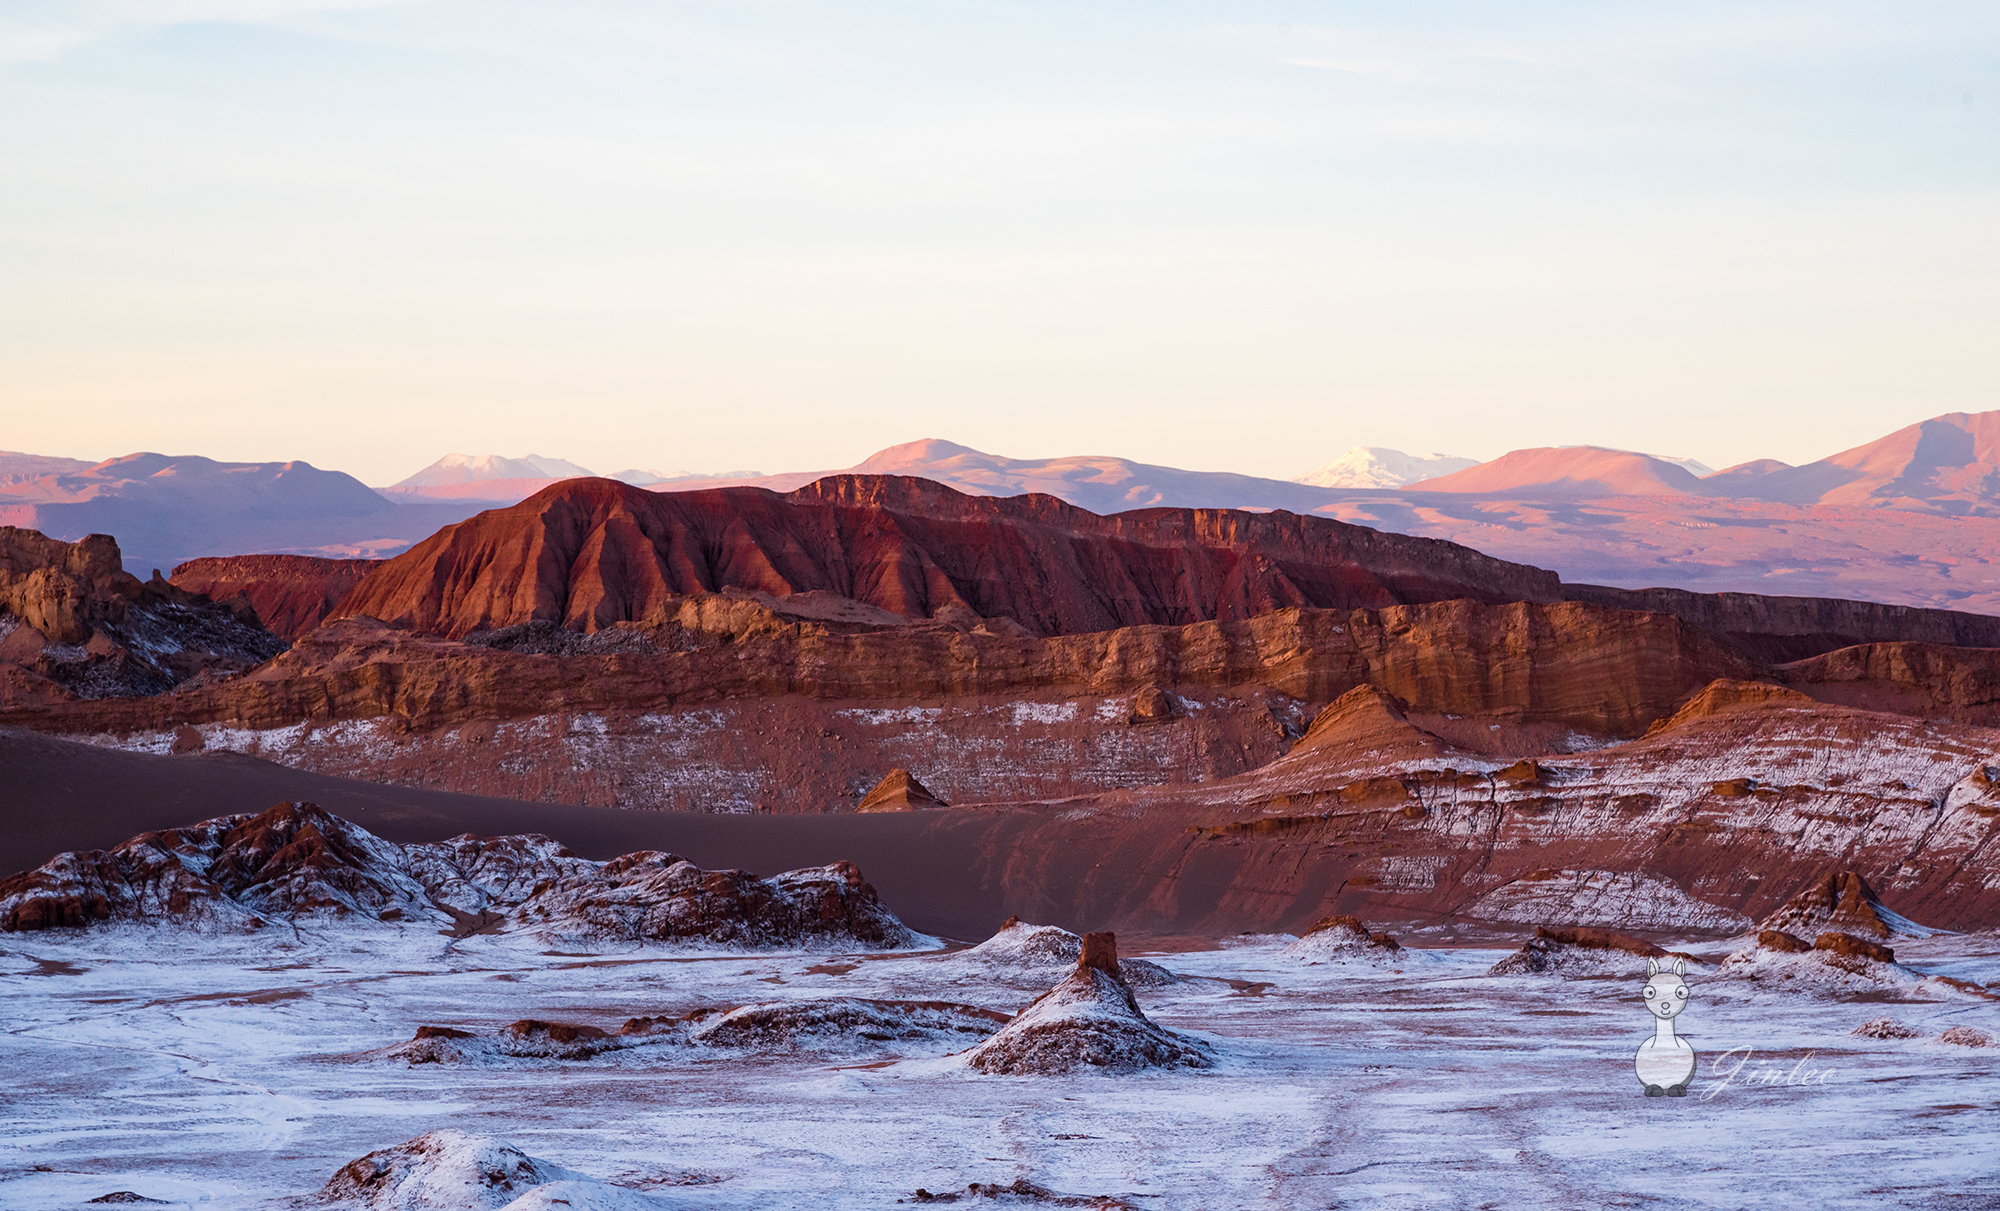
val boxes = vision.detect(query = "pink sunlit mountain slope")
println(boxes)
[0,454,482,577]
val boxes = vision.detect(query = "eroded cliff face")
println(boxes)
[327,475,1566,639]
[10,594,1781,810]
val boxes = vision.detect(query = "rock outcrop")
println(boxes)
[685,997,1007,1052]
[1464,869,1750,935]
[1714,929,1923,995]
[0,527,283,700]
[963,932,1211,1074]
[1282,914,1402,964]
[947,919,1177,987]
[388,999,1007,1066]
[0,803,924,950]
[0,801,430,931]
[509,854,923,950]
[1755,872,1902,940]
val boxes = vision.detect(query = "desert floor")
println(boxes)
[2,929,1997,1210]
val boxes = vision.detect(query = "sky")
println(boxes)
[1,1,1996,485]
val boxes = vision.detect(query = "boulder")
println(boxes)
[1852,1017,1923,1039]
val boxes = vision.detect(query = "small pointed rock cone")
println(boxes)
[964,930,1212,1074]
[856,769,947,813]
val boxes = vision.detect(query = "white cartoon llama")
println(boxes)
[1634,956,1695,1097]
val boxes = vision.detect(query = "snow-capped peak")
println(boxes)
[1294,447,1479,489]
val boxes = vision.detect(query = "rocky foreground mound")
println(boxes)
[319,1129,604,1211]
[0,802,923,949]
[1487,927,1688,977]
[1282,914,1402,965]
[963,933,1212,1075]
[388,998,1008,1065]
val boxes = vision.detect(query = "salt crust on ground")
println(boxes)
[1,925,1997,1209]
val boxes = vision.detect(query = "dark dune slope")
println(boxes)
[0,727,1105,940]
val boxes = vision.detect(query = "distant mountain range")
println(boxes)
[0,453,477,578]
[9,411,2000,611]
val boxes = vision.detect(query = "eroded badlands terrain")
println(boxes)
[6,472,2000,1208]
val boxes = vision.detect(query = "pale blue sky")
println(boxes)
[2,1,1995,483]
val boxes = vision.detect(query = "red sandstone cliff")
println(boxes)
[171,554,382,641]
[328,476,1565,639]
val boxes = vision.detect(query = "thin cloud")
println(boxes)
[0,0,431,63]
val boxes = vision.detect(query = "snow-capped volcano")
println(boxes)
[391,454,595,488]
[1294,447,1478,489]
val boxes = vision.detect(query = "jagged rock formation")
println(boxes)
[1755,872,1906,940]
[857,769,946,812]
[963,933,1211,1074]
[906,1179,1135,1208]
[388,998,1006,1066]
[0,802,922,950]
[0,527,283,702]
[171,554,382,641]
[509,854,921,949]
[328,475,1565,639]
[0,801,430,931]
[1282,914,1402,964]
[1486,927,1677,976]
[686,997,1007,1052]
[319,1129,585,1210]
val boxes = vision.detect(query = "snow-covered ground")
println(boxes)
[1,928,1996,1210]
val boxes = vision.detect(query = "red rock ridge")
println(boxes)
[171,554,382,641]
[329,475,1565,639]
